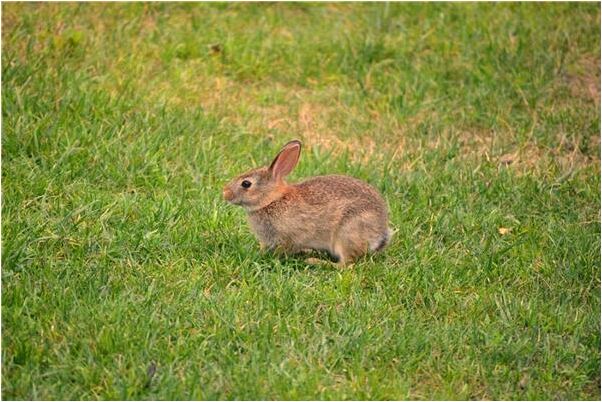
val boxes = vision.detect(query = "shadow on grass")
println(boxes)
[237,243,391,274]
[252,251,339,274]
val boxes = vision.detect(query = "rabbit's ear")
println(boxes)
[269,140,302,180]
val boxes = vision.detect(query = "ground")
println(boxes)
[2,2,600,400]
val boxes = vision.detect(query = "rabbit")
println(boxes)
[222,140,391,266]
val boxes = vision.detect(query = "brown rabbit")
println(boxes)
[223,140,391,266]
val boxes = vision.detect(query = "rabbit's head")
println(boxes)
[223,140,301,211]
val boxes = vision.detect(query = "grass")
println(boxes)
[1,2,600,400]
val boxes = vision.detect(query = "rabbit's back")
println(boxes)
[295,175,386,208]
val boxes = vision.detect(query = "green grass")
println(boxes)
[2,2,600,400]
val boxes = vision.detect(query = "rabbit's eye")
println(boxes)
[241,180,252,189]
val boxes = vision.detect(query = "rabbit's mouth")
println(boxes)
[223,187,235,202]
[223,188,244,206]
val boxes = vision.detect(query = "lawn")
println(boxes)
[2,2,600,400]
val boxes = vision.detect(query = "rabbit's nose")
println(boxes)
[223,187,234,201]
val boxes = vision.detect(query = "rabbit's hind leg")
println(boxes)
[333,213,385,266]
[332,237,365,267]
[304,248,341,266]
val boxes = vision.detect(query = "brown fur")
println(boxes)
[223,140,390,266]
